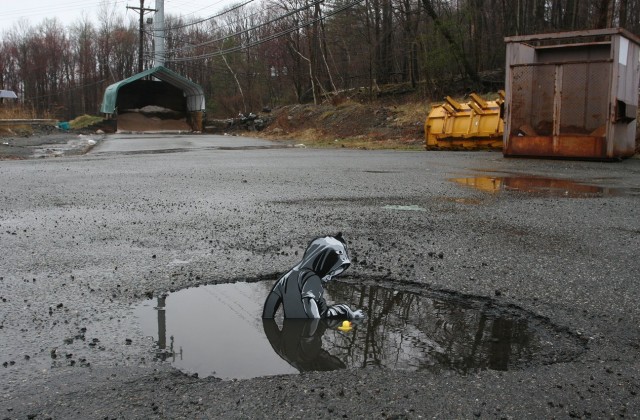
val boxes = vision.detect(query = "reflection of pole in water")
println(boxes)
[157,296,166,352]
[154,295,183,361]
[489,317,514,371]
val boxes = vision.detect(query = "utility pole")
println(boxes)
[153,0,165,67]
[127,0,156,73]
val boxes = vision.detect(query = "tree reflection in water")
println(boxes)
[266,282,539,374]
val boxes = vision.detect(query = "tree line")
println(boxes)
[0,0,638,119]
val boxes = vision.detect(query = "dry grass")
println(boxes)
[69,114,104,129]
[335,98,363,109]
[0,106,35,136]
[0,105,40,120]
[391,102,429,126]
[308,136,424,150]
[263,129,423,150]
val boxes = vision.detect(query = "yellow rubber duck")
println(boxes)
[337,320,353,332]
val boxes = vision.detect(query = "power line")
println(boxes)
[168,0,257,30]
[127,0,157,72]
[0,1,128,31]
[167,0,365,62]
[165,0,325,55]
[165,0,230,19]
[0,0,110,18]
[140,2,273,45]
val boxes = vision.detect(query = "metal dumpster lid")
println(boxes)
[505,28,640,46]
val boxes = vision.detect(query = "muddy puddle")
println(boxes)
[134,280,583,380]
[450,175,632,197]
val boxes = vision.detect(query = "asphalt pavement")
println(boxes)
[1,133,639,419]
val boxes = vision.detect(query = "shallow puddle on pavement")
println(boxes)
[382,204,427,211]
[134,280,576,380]
[450,175,622,197]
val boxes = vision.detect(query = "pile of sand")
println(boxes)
[117,112,191,133]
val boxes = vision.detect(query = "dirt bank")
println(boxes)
[219,100,428,150]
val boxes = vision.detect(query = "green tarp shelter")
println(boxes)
[100,66,205,115]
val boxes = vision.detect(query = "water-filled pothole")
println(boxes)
[450,175,630,197]
[134,280,583,379]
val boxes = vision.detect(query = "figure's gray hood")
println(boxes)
[297,236,350,279]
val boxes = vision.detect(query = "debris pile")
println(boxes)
[205,112,270,133]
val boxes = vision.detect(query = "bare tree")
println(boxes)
[420,0,480,85]
[3,0,640,118]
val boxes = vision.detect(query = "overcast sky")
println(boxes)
[0,0,238,34]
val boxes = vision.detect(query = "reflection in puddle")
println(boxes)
[263,319,347,372]
[134,281,578,379]
[450,176,622,197]
[135,282,297,379]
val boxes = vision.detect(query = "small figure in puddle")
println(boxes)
[262,233,365,320]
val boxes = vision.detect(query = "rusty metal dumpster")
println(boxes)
[425,92,504,150]
[503,28,640,160]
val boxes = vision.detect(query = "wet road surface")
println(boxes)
[1,133,639,418]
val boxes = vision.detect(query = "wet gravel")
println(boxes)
[0,134,639,418]
[0,132,104,159]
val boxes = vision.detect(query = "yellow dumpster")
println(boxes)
[425,91,504,150]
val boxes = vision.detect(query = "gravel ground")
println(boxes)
[0,134,639,419]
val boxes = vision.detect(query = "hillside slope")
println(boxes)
[249,100,428,150]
